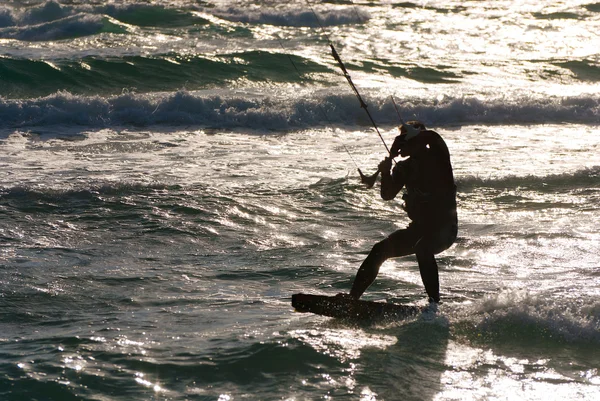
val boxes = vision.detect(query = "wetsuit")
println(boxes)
[349,129,457,302]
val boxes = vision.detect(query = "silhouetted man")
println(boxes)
[346,121,457,303]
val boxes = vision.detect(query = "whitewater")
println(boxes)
[1,1,599,400]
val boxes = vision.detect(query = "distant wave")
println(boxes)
[208,6,369,27]
[551,59,600,83]
[0,182,180,202]
[0,14,127,41]
[0,52,329,98]
[0,90,598,131]
[0,1,363,42]
[458,167,600,191]
[0,1,208,41]
[1,51,598,98]
[585,2,600,13]
[4,167,596,201]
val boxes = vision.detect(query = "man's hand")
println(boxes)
[390,135,405,158]
[378,157,393,176]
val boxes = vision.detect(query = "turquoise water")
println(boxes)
[1,1,600,400]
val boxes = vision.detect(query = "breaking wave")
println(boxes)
[208,6,369,27]
[0,89,598,132]
[457,167,600,191]
[459,289,600,344]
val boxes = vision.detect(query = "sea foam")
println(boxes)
[471,289,600,344]
[0,90,598,134]
[208,6,370,27]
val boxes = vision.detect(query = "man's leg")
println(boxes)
[349,227,418,299]
[415,250,440,303]
[415,220,458,302]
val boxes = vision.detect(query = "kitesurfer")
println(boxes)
[344,121,457,303]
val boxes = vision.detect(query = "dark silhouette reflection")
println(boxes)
[353,315,450,401]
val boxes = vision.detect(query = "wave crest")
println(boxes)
[209,6,369,27]
[0,89,598,132]
[468,289,600,344]
[457,167,600,191]
[0,1,207,41]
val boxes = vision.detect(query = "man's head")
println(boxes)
[390,120,426,157]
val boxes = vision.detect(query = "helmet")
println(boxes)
[400,120,426,138]
[390,121,426,156]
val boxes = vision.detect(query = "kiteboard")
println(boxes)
[292,293,423,321]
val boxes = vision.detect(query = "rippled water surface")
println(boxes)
[1,1,599,400]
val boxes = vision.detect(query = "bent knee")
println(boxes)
[370,239,389,256]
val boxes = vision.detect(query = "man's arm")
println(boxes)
[379,157,405,200]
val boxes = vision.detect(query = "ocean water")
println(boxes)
[1,0,599,400]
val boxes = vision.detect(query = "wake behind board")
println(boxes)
[292,293,422,321]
